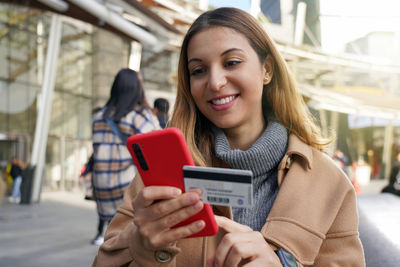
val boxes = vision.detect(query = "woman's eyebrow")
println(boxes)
[188,48,245,64]
[221,48,244,56]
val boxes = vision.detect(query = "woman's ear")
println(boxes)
[262,54,274,85]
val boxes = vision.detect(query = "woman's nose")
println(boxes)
[207,67,227,91]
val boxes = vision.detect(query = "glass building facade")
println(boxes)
[0,3,132,190]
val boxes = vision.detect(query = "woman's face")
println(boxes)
[187,27,269,132]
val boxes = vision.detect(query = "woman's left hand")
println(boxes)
[207,215,282,267]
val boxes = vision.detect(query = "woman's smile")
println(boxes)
[209,94,239,111]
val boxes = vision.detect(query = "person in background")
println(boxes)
[79,154,95,201]
[93,8,364,266]
[332,148,348,172]
[153,97,170,128]
[381,153,400,196]
[91,68,160,246]
[4,161,14,195]
[8,157,23,204]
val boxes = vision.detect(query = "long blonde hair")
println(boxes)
[170,7,331,166]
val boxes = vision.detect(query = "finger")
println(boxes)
[224,241,254,267]
[133,191,202,237]
[133,186,182,210]
[188,188,202,195]
[242,254,281,267]
[144,191,202,222]
[215,215,252,233]
[148,220,206,248]
[228,234,279,267]
[155,199,204,231]
[215,232,260,267]
[223,243,244,267]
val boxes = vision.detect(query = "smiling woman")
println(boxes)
[93,7,365,267]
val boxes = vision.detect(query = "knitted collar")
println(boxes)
[212,121,288,178]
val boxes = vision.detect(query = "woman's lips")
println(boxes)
[209,94,238,111]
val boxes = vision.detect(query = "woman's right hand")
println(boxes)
[132,186,206,250]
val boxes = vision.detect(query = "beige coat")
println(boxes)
[93,135,365,266]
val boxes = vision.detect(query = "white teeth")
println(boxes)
[212,95,235,105]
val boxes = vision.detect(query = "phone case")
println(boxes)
[127,127,218,238]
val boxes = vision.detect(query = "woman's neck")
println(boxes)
[223,119,267,150]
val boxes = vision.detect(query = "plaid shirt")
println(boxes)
[92,107,160,220]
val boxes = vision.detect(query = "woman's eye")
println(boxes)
[190,68,204,76]
[226,60,241,67]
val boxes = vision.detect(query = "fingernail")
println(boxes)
[172,188,181,196]
[190,188,202,195]
[193,201,203,210]
[188,193,198,202]
[196,220,205,229]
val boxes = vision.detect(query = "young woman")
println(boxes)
[91,68,160,245]
[93,8,365,266]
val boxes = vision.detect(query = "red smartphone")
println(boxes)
[126,127,218,238]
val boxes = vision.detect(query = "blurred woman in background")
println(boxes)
[91,68,160,245]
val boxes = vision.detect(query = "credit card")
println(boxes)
[183,165,253,208]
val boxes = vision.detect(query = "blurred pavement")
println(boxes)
[359,178,387,195]
[0,191,99,267]
[358,193,400,267]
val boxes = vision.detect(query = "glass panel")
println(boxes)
[0,3,117,192]
[45,136,61,190]
[56,19,92,96]
[0,112,7,132]
[0,22,9,79]
[64,140,78,191]
[56,46,92,95]
[0,5,7,23]
[63,93,79,138]
[0,81,38,134]
[0,4,46,86]
[49,91,63,136]
[79,97,92,139]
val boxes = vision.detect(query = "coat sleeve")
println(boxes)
[312,185,365,267]
[262,151,365,267]
[92,175,181,267]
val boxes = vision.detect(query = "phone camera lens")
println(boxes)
[133,144,149,171]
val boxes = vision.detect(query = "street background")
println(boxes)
[0,191,99,267]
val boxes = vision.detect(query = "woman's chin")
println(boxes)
[211,120,238,130]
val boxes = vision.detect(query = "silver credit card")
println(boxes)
[183,165,253,208]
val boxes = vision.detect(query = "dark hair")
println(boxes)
[154,98,169,113]
[103,68,148,121]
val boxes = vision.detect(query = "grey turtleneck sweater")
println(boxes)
[212,121,288,231]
